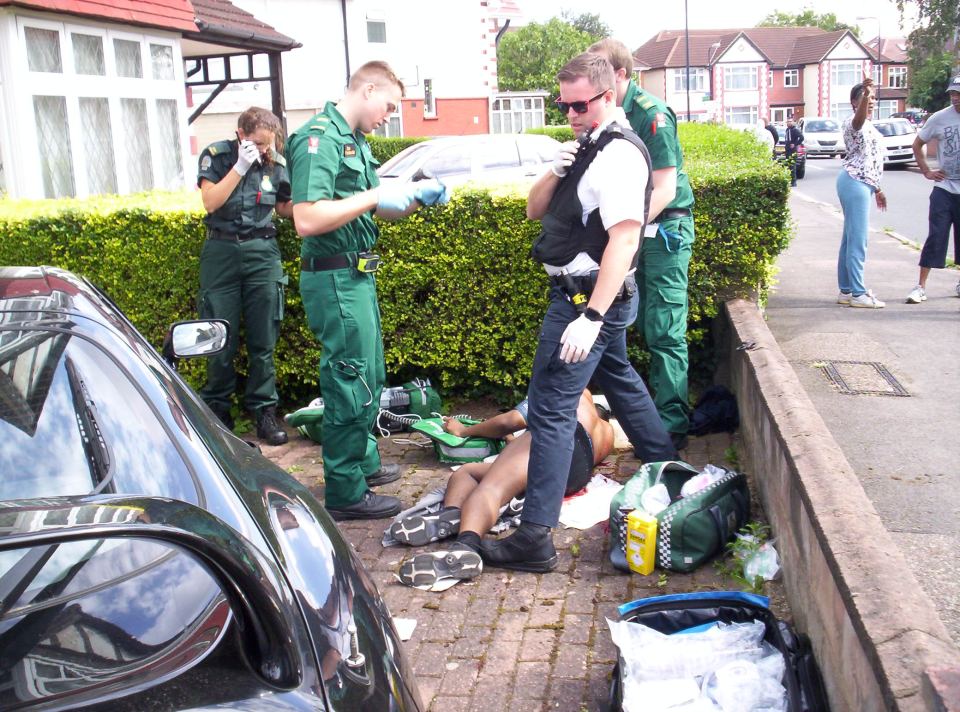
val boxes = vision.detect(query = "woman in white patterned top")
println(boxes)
[836,77,888,308]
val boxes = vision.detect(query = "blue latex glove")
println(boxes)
[377,183,418,212]
[413,178,450,207]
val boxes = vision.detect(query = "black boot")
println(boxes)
[480,522,557,573]
[256,406,288,446]
[366,463,403,487]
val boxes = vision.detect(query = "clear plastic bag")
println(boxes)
[743,542,781,583]
[680,464,729,497]
[608,619,787,712]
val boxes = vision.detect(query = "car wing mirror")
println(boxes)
[164,319,229,363]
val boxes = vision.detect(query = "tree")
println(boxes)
[897,0,959,111]
[757,10,856,32]
[560,11,610,41]
[497,18,594,125]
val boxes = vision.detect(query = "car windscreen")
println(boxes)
[0,328,196,503]
[377,143,432,178]
[875,122,913,137]
[806,120,839,132]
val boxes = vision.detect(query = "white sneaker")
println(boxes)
[837,292,852,305]
[906,285,926,304]
[849,291,885,308]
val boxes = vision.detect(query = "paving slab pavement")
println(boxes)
[767,191,960,645]
[259,423,786,711]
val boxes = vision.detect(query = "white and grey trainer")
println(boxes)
[837,291,852,305]
[849,291,885,308]
[906,285,926,304]
[390,507,461,546]
[397,546,482,588]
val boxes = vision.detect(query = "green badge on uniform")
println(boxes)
[344,144,357,158]
[260,175,273,192]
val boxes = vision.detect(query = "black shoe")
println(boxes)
[366,464,403,487]
[671,432,689,451]
[210,403,234,431]
[256,406,288,446]
[390,506,461,546]
[397,545,482,588]
[480,522,558,573]
[327,490,402,521]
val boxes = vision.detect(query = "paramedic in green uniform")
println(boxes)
[591,39,696,451]
[287,61,449,520]
[197,106,291,446]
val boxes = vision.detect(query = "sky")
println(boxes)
[517,0,919,49]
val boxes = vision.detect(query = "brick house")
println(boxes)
[634,27,909,126]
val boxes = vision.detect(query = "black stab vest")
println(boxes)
[531,123,652,268]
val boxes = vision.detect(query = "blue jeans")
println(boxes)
[836,169,874,297]
[522,288,676,528]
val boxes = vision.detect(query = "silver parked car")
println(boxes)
[798,117,846,158]
[872,118,917,167]
[377,133,561,187]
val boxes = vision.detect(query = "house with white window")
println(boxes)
[0,0,298,200]
[190,0,547,154]
[634,27,910,126]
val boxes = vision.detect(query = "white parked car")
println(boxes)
[377,133,561,187]
[872,118,917,167]
[798,117,845,158]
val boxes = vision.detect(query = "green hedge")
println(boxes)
[0,124,789,406]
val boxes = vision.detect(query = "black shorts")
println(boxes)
[919,187,960,269]
[564,423,594,496]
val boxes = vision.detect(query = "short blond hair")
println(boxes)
[589,38,634,75]
[349,60,405,97]
[557,53,615,94]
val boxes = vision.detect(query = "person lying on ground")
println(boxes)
[396,389,613,587]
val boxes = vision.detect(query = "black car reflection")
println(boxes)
[0,266,422,710]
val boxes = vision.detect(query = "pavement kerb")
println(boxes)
[723,298,960,711]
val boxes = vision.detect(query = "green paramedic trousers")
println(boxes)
[300,267,384,508]
[636,214,694,436]
[198,236,284,414]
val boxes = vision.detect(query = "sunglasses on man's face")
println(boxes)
[555,90,607,115]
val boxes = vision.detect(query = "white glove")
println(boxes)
[559,314,602,363]
[551,141,579,177]
[234,140,260,176]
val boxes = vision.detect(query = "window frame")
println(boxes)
[783,69,799,88]
[15,16,188,198]
[888,66,907,88]
[672,67,706,93]
[723,65,758,91]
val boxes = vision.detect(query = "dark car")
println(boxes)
[0,266,422,710]
[891,109,927,127]
[774,137,807,180]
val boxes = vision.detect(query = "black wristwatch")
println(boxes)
[584,307,605,323]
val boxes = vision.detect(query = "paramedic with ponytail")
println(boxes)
[286,60,449,521]
[481,53,676,574]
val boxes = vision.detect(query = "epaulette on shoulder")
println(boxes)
[272,152,286,167]
[636,95,656,112]
[308,116,331,133]
[206,139,232,156]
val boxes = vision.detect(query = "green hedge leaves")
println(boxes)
[0,124,790,406]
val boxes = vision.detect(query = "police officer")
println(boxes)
[197,106,291,445]
[481,53,676,573]
[784,118,804,187]
[286,61,448,521]
[591,39,696,451]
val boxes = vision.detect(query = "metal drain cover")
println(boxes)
[817,360,910,396]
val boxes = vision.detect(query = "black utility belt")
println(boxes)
[549,272,636,305]
[300,251,381,273]
[651,207,692,222]
[207,227,276,242]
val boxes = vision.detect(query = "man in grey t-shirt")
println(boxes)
[906,75,960,304]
